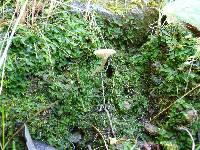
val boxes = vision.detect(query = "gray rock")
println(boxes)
[70,1,114,18]
[15,123,56,150]
[68,131,82,144]
[144,122,158,135]
[33,140,57,150]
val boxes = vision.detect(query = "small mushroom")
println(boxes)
[94,49,116,60]
[93,49,116,75]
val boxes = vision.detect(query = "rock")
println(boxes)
[185,109,198,123]
[15,122,56,150]
[70,1,114,18]
[68,131,82,144]
[124,101,131,110]
[69,1,157,21]
[33,140,56,150]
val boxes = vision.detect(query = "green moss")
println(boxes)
[1,2,199,149]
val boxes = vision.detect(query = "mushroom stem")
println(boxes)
[92,58,107,76]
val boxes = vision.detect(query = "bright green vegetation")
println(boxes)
[0,1,200,149]
[135,24,200,149]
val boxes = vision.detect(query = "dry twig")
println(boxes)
[92,125,109,150]
[151,83,200,122]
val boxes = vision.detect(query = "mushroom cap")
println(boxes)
[94,49,116,59]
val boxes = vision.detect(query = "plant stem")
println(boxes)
[92,59,107,76]
[2,108,5,150]
[101,71,106,105]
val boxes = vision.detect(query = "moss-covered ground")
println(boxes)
[0,1,200,149]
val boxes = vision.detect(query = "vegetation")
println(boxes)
[0,0,199,149]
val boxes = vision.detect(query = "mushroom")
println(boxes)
[94,49,116,60]
[93,49,116,75]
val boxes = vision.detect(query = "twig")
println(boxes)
[92,125,109,150]
[0,0,28,95]
[178,127,195,150]
[105,108,115,137]
[0,60,6,95]
[0,9,15,55]
[0,0,28,69]
[100,72,115,137]
[151,83,200,122]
